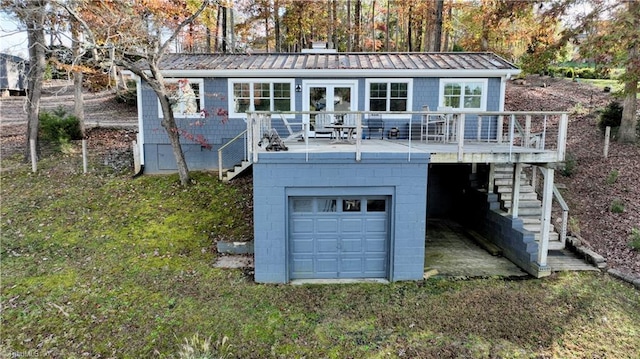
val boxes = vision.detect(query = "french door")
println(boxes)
[302,80,357,136]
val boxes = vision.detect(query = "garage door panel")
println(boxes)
[341,238,363,252]
[316,257,339,274]
[365,218,387,232]
[340,218,363,232]
[291,218,314,234]
[365,257,387,272]
[291,258,313,275]
[340,257,364,273]
[365,238,387,252]
[316,239,339,253]
[291,239,314,254]
[317,218,339,233]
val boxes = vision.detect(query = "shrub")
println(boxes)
[610,198,624,214]
[39,106,82,145]
[115,80,137,105]
[598,101,623,132]
[560,152,577,177]
[606,169,619,185]
[177,334,233,359]
[629,228,640,251]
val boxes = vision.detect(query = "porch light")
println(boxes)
[295,84,302,92]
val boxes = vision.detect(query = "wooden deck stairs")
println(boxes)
[222,160,252,182]
[493,164,564,250]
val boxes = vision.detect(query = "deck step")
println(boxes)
[223,160,252,182]
[502,200,541,209]
[496,185,536,193]
[499,192,539,201]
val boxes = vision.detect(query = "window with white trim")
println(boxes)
[229,80,294,117]
[159,78,204,118]
[439,79,487,111]
[366,79,411,112]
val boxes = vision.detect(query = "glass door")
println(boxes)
[303,81,357,137]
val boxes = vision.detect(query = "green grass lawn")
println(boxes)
[2,150,639,358]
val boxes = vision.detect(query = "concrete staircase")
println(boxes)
[493,164,564,250]
[222,160,252,182]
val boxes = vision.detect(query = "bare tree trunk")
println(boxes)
[354,0,361,51]
[347,0,352,51]
[274,0,281,52]
[24,1,47,163]
[332,0,338,48]
[407,3,413,52]
[385,0,390,51]
[618,0,639,143]
[433,0,444,52]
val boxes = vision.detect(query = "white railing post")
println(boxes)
[524,115,531,148]
[356,112,362,162]
[557,114,568,161]
[497,115,504,144]
[510,162,522,219]
[508,114,515,162]
[457,113,465,161]
[538,167,554,267]
[476,116,482,141]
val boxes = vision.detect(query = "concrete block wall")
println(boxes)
[253,152,430,283]
[471,189,540,276]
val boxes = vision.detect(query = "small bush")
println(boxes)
[560,152,577,177]
[39,106,82,146]
[610,198,624,214]
[598,101,623,132]
[606,169,619,185]
[177,334,233,359]
[629,228,640,251]
[115,79,138,105]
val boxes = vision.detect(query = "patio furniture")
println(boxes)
[314,113,334,138]
[366,114,384,139]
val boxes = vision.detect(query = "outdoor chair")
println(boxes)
[314,113,334,138]
[366,114,384,139]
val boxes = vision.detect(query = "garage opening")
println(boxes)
[288,196,390,280]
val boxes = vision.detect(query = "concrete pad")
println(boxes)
[214,255,254,269]
[425,219,529,278]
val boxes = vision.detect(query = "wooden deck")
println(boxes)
[278,138,561,164]
[547,250,600,272]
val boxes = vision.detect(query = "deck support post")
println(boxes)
[488,163,496,193]
[537,167,554,266]
[510,163,522,218]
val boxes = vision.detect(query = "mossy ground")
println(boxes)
[1,151,639,358]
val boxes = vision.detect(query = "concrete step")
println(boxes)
[536,237,565,250]
[496,185,536,194]
[493,172,529,179]
[524,223,556,233]
[510,207,542,216]
[502,200,542,209]
[499,192,539,201]
[495,178,532,186]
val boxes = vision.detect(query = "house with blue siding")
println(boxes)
[133,50,569,283]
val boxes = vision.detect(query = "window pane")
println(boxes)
[370,83,387,98]
[464,96,481,108]
[274,99,291,111]
[370,99,386,111]
[367,199,386,212]
[234,83,250,97]
[444,84,461,96]
[254,98,271,111]
[343,199,361,212]
[235,99,250,113]
[293,199,313,212]
[273,83,291,98]
[390,99,407,111]
[318,199,337,212]
[444,96,460,108]
[390,83,407,98]
[464,83,483,96]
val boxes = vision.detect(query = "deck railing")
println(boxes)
[245,110,568,163]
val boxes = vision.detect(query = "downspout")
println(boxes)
[498,73,511,111]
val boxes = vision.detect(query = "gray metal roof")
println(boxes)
[158,52,518,71]
[151,52,520,78]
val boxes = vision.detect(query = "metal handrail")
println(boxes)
[217,129,248,181]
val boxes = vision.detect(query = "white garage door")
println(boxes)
[289,196,390,279]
